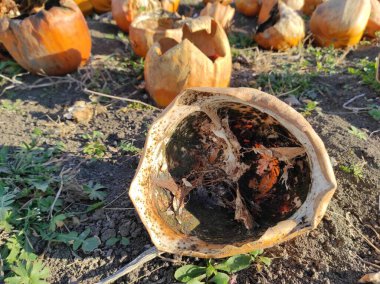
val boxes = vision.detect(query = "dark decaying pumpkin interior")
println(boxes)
[154,102,311,244]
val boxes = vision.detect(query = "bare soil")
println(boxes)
[0,6,379,284]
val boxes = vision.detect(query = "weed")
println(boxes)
[0,61,23,76]
[0,138,103,282]
[82,131,107,158]
[348,58,380,91]
[83,181,106,201]
[305,46,343,74]
[348,126,367,140]
[127,102,154,110]
[302,101,318,116]
[119,141,141,154]
[0,99,22,112]
[368,105,380,121]
[339,161,365,182]
[228,32,254,49]
[174,250,271,283]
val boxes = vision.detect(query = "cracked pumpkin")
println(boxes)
[0,0,91,75]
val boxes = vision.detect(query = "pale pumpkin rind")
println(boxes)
[112,0,161,32]
[129,87,337,258]
[200,2,235,30]
[144,16,232,107]
[255,1,305,50]
[365,0,380,38]
[310,0,371,48]
[0,0,91,75]
[129,11,183,57]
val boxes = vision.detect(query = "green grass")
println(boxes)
[348,57,380,92]
[0,135,106,282]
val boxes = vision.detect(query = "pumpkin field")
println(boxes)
[0,0,379,283]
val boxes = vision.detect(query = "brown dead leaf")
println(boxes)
[235,187,253,230]
[359,271,380,283]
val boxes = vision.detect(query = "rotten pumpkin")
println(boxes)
[129,87,337,258]
[129,11,184,57]
[255,0,305,50]
[144,16,232,107]
[0,0,91,75]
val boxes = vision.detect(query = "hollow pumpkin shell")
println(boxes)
[235,0,261,16]
[365,0,380,37]
[144,17,232,107]
[129,87,337,258]
[0,0,91,75]
[112,0,161,32]
[200,2,235,30]
[310,0,371,48]
[129,12,183,57]
[255,1,305,50]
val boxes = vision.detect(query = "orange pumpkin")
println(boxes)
[200,2,235,30]
[310,0,371,48]
[74,0,94,15]
[161,0,180,12]
[92,0,112,13]
[129,11,183,57]
[111,0,161,32]
[0,0,91,75]
[235,0,261,16]
[301,0,325,16]
[365,0,380,37]
[144,16,232,107]
[255,1,305,50]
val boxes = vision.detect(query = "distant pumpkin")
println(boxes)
[111,0,161,32]
[0,0,91,75]
[255,0,305,50]
[301,0,325,15]
[92,0,112,13]
[310,0,371,48]
[129,11,183,57]
[74,0,94,15]
[161,0,180,12]
[235,0,261,16]
[144,16,232,107]
[365,0,380,38]
[200,2,235,30]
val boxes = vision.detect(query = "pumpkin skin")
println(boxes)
[144,17,232,107]
[92,0,112,13]
[301,0,325,16]
[129,11,183,57]
[310,0,371,48]
[255,1,305,50]
[112,0,161,32]
[365,0,380,37]
[129,87,337,258]
[235,0,261,16]
[74,0,94,15]
[200,2,235,30]
[161,0,180,12]
[0,0,91,75]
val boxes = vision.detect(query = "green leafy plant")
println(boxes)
[339,161,365,182]
[368,105,380,121]
[228,32,254,49]
[0,138,104,282]
[119,141,141,154]
[0,60,23,76]
[348,126,367,140]
[82,131,107,158]
[302,101,318,116]
[105,236,130,247]
[83,181,107,201]
[348,58,380,91]
[0,99,22,112]
[174,250,271,284]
